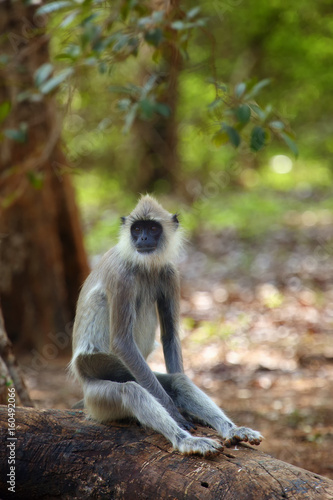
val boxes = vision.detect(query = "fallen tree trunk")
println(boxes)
[0,406,332,499]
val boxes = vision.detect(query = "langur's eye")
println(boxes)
[151,226,157,232]
[134,227,140,232]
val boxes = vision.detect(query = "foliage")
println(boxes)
[209,79,297,155]
[1,0,296,158]
[200,0,333,161]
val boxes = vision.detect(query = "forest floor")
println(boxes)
[19,220,333,479]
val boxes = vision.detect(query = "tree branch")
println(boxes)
[0,406,332,499]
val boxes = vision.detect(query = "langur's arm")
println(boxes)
[109,280,190,429]
[157,268,184,374]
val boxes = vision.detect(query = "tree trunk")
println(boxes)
[0,406,332,500]
[0,1,89,350]
[134,0,183,194]
[0,305,33,406]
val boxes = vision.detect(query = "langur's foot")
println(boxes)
[175,435,223,455]
[224,426,263,447]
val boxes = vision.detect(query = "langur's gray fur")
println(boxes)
[71,195,262,454]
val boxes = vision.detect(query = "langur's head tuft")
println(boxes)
[118,195,183,268]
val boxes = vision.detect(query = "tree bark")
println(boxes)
[0,1,89,350]
[0,305,33,406]
[0,406,332,500]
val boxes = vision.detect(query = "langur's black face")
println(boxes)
[130,220,163,254]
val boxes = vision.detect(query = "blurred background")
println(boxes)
[0,0,332,478]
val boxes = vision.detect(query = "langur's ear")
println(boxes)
[172,214,179,227]
[120,216,126,225]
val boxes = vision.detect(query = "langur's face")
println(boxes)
[130,220,163,254]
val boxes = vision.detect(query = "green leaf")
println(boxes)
[112,83,140,97]
[265,104,273,116]
[17,90,42,103]
[36,1,71,15]
[137,15,151,29]
[82,24,101,48]
[34,63,53,88]
[194,18,207,27]
[128,36,139,56]
[27,171,44,190]
[155,103,170,118]
[4,123,28,143]
[113,34,130,52]
[139,99,155,119]
[61,44,81,61]
[109,85,133,95]
[123,103,138,133]
[171,21,185,30]
[144,28,163,47]
[235,104,251,124]
[83,57,98,66]
[269,120,285,130]
[67,44,82,57]
[224,125,241,148]
[141,75,157,96]
[39,68,73,94]
[208,98,220,108]
[215,82,228,92]
[280,132,299,157]
[0,101,11,123]
[235,82,246,98]
[60,10,79,28]
[151,11,165,23]
[117,98,131,111]
[187,7,201,18]
[98,62,108,74]
[81,13,99,27]
[249,104,266,121]
[245,79,270,99]
[250,126,266,151]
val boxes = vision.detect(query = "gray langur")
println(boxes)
[70,195,262,454]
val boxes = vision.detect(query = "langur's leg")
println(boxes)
[83,379,222,455]
[156,373,262,447]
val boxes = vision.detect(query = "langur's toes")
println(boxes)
[224,427,263,447]
[249,437,262,446]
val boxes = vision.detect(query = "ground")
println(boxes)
[19,222,333,480]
